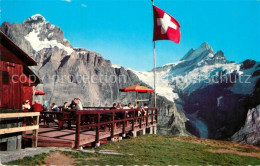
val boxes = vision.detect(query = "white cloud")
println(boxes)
[81,4,87,7]
[61,0,71,2]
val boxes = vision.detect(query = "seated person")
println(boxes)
[63,102,69,110]
[32,100,44,112]
[116,103,123,119]
[123,104,130,109]
[51,103,59,112]
[110,103,117,109]
[116,103,122,109]
[144,103,148,108]
[22,100,31,112]
[128,103,133,108]
[69,98,77,109]
[76,98,83,110]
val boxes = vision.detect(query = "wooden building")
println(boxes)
[0,30,41,109]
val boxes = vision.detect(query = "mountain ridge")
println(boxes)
[0,14,191,137]
[1,14,259,145]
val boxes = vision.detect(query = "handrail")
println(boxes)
[0,112,40,118]
[75,108,140,115]
[74,107,157,149]
[0,112,40,148]
[75,108,157,115]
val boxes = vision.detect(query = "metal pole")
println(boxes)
[153,42,156,108]
[151,0,156,108]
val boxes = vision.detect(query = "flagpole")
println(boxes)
[153,41,156,108]
[151,0,156,108]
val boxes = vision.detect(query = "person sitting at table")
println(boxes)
[116,103,122,109]
[51,103,59,112]
[143,103,148,116]
[126,103,134,118]
[32,100,44,112]
[43,101,49,111]
[115,103,123,129]
[75,98,83,110]
[123,104,130,109]
[134,101,139,108]
[69,98,77,109]
[134,102,139,117]
[21,100,31,129]
[63,102,69,110]
[22,100,31,112]
[128,103,133,108]
[110,103,117,109]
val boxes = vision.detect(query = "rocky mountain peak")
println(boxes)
[23,14,46,25]
[180,42,213,62]
[199,42,212,51]
[20,14,73,57]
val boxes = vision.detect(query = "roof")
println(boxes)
[0,30,37,66]
[23,66,42,85]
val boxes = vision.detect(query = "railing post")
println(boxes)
[111,110,115,140]
[75,113,81,149]
[68,112,72,128]
[132,109,135,131]
[96,113,100,147]
[59,112,64,129]
[151,109,154,125]
[146,109,148,127]
[122,111,126,135]
[139,111,142,129]
[155,108,158,123]
[32,114,39,148]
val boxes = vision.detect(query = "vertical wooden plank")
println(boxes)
[139,110,142,128]
[151,109,154,125]
[32,115,39,147]
[146,110,148,127]
[132,109,135,131]
[122,111,126,134]
[96,113,100,143]
[111,110,115,139]
[19,65,23,108]
[75,114,81,149]
[155,108,158,123]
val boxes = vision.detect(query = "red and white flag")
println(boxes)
[153,5,181,43]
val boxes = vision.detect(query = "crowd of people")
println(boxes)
[21,98,84,112]
[110,102,149,117]
[21,99,150,129]
[22,99,149,113]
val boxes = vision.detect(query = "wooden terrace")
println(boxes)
[24,107,158,149]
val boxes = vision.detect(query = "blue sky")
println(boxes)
[1,0,260,71]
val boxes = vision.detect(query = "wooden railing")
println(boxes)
[0,112,40,147]
[41,111,72,128]
[74,108,157,149]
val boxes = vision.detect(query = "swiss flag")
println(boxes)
[153,5,181,43]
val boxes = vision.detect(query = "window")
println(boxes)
[2,71,9,84]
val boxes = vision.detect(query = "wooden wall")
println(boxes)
[0,61,24,109]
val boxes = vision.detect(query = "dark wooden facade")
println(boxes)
[0,30,41,109]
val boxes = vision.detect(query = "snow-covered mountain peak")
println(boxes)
[20,14,74,56]
[23,14,46,25]
[181,42,214,62]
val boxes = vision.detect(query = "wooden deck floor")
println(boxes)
[24,121,156,148]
